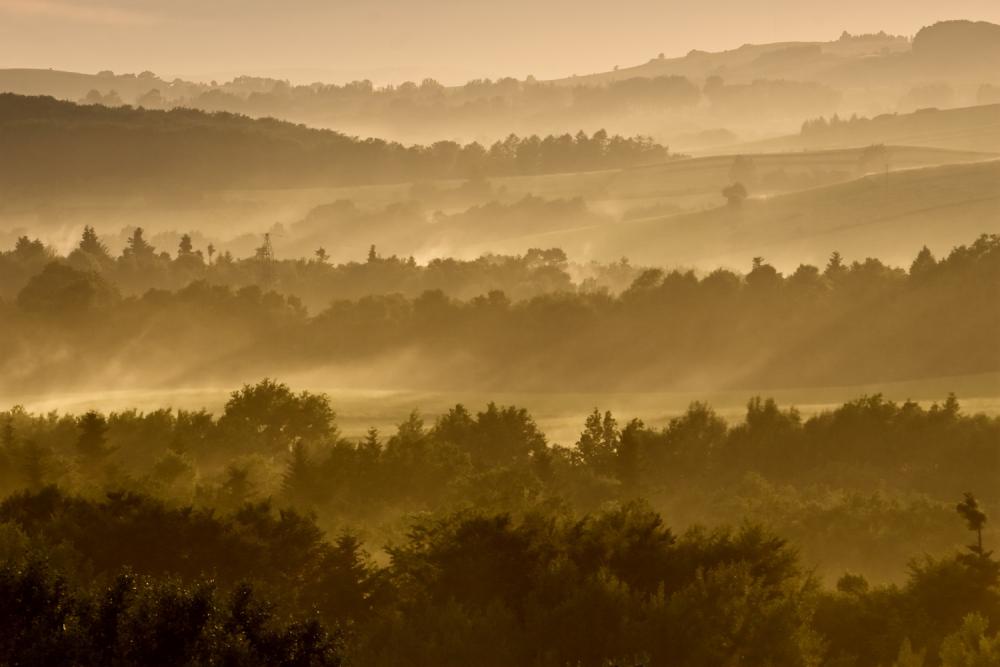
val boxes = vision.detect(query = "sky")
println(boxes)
[2,0,999,85]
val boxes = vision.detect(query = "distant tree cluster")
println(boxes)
[799,104,1000,148]
[0,217,637,311]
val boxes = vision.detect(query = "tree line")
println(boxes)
[1,378,997,582]
[2,234,997,393]
[71,67,841,141]
[0,200,637,311]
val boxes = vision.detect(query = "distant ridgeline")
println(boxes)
[1,20,999,145]
[0,93,672,196]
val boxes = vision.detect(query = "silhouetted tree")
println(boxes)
[957,493,988,554]
[77,411,114,469]
[722,182,748,207]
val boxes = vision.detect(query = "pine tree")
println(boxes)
[177,234,194,256]
[77,411,113,469]
[282,440,316,507]
[125,227,154,258]
[79,226,109,258]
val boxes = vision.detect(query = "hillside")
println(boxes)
[512,160,1000,270]
[551,35,909,88]
[0,93,668,197]
[737,103,1000,154]
[554,21,1000,89]
[176,146,997,264]
[3,22,998,146]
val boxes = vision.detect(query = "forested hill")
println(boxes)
[0,94,669,196]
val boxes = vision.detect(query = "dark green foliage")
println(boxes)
[16,261,119,316]
[816,549,1000,666]
[335,503,819,666]
[0,386,997,665]
[219,379,338,456]
[0,561,343,665]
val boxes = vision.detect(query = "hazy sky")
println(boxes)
[2,0,1000,84]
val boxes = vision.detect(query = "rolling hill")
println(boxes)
[736,104,1000,154]
[497,160,1000,270]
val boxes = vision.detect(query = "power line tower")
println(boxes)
[256,232,276,289]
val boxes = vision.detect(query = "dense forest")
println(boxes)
[1,380,997,665]
[0,94,672,197]
[2,231,996,392]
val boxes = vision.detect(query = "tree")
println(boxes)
[177,234,194,257]
[363,427,380,451]
[282,440,318,507]
[746,257,782,292]
[910,246,937,277]
[82,89,104,105]
[825,251,847,282]
[1,417,15,450]
[77,411,114,468]
[575,408,619,472]
[939,614,1000,667]
[219,379,337,455]
[78,226,109,258]
[18,440,52,490]
[722,182,748,207]
[17,263,120,316]
[206,243,216,265]
[135,88,164,108]
[124,227,155,259]
[315,247,329,264]
[957,493,988,554]
[616,418,644,493]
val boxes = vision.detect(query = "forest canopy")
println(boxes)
[0,381,997,665]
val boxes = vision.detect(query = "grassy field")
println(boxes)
[511,159,1000,270]
[219,144,992,216]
